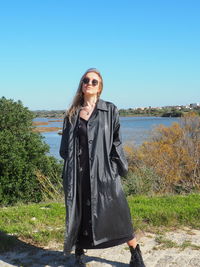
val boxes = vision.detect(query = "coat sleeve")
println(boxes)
[59,116,69,160]
[111,106,129,177]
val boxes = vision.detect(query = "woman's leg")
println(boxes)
[127,236,146,267]
[127,237,137,248]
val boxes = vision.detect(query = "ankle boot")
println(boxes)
[129,244,146,267]
[75,247,86,267]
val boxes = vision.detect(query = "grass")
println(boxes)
[152,236,200,250]
[127,193,200,231]
[0,193,200,252]
[0,202,65,252]
[154,235,178,249]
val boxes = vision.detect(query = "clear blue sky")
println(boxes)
[0,0,199,110]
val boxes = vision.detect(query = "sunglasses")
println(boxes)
[82,77,99,86]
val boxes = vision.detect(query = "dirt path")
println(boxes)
[0,228,200,267]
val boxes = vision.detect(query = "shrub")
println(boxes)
[121,167,160,196]
[0,97,62,205]
[124,112,200,194]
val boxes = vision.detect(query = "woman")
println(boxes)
[59,68,146,267]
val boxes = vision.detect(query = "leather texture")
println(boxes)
[129,244,146,267]
[59,98,133,254]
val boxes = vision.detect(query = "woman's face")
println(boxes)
[81,72,101,97]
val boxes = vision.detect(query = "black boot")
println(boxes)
[129,244,146,267]
[75,247,86,267]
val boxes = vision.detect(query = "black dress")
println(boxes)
[76,107,134,249]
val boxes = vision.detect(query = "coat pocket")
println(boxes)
[110,157,119,178]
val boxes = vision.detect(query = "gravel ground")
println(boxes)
[0,228,200,267]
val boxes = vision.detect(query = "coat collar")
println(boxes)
[72,98,108,126]
[96,98,108,111]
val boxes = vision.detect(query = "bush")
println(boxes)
[124,112,200,195]
[0,97,63,205]
[122,167,160,196]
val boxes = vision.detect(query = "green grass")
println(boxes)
[0,202,65,251]
[152,236,200,250]
[0,193,200,252]
[127,193,200,231]
[154,235,178,249]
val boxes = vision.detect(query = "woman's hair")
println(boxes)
[66,68,103,123]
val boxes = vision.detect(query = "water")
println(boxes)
[33,117,180,159]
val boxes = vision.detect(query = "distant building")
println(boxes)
[190,103,200,108]
[131,102,199,111]
[184,105,190,109]
[174,106,181,110]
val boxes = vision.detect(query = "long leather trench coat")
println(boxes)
[59,98,134,255]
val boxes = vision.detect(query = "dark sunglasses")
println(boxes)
[82,77,99,86]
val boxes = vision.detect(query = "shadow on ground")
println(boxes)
[0,231,128,267]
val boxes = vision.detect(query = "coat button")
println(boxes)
[89,140,93,144]
[86,199,91,206]
[83,230,88,236]
[90,157,93,161]
[78,148,82,156]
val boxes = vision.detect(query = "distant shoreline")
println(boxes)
[32,107,200,119]
[32,115,180,133]
[33,114,183,119]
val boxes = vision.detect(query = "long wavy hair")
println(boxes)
[66,68,103,124]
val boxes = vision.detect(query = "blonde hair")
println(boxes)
[66,68,103,124]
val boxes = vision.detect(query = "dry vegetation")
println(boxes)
[48,119,63,122]
[32,121,49,126]
[32,127,62,133]
[32,120,62,133]
[124,112,200,194]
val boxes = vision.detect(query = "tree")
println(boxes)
[0,97,62,205]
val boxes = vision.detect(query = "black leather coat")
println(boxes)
[59,98,134,255]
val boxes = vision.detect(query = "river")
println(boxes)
[33,116,180,159]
